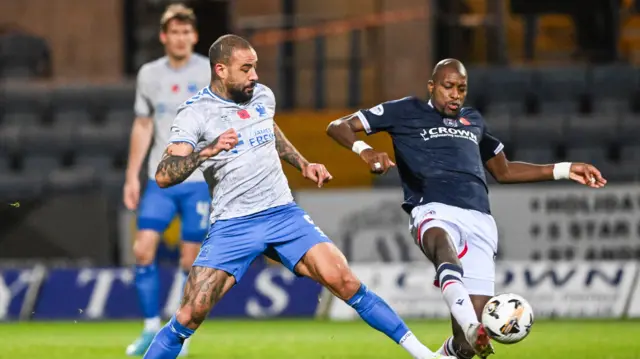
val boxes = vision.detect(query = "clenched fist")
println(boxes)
[360,148,396,174]
[199,128,239,158]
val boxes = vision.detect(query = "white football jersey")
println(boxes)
[168,84,294,223]
[134,54,211,182]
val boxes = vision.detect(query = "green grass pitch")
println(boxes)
[0,319,639,358]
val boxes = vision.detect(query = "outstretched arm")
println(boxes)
[274,124,310,171]
[326,113,395,174]
[273,124,332,187]
[485,152,607,188]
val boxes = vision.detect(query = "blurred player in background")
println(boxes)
[326,58,607,359]
[123,4,210,357]
[142,34,457,359]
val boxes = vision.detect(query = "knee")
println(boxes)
[133,232,158,265]
[323,269,361,301]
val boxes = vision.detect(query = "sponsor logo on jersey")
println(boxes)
[420,127,478,144]
[248,127,275,147]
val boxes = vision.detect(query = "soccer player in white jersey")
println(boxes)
[141,34,457,359]
[123,4,210,356]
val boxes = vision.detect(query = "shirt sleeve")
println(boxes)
[479,125,505,162]
[355,100,403,135]
[168,107,204,149]
[134,66,153,117]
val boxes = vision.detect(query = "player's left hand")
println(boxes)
[302,163,333,188]
[569,163,607,188]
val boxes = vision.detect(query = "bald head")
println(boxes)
[431,58,467,82]
[428,58,468,117]
[208,34,253,68]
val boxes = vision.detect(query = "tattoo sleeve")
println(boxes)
[155,146,207,187]
[274,124,310,171]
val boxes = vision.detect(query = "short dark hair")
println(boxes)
[208,34,253,67]
[160,4,197,33]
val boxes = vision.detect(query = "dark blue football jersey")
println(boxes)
[357,97,504,215]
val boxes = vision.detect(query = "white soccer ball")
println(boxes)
[481,293,534,344]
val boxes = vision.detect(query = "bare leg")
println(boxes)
[142,266,235,359]
[174,241,203,355]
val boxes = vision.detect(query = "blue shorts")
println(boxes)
[193,203,332,282]
[137,179,210,242]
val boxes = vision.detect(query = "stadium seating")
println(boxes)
[0,66,639,201]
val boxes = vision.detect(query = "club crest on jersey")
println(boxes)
[237,109,251,120]
[443,118,459,127]
[255,104,267,117]
[187,83,198,93]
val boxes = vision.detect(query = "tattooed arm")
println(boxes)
[155,143,208,188]
[155,128,238,188]
[274,124,310,171]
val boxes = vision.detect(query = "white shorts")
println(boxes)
[409,202,499,296]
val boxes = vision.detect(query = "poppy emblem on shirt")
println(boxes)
[171,84,179,93]
[237,109,251,120]
[460,117,471,126]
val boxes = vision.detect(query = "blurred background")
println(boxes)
[0,0,639,358]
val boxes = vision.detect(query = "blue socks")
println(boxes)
[143,315,194,359]
[135,263,160,321]
[346,284,409,343]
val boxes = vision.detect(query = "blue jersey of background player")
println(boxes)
[327,58,607,359]
[122,4,210,357]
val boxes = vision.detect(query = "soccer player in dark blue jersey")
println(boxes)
[327,58,606,359]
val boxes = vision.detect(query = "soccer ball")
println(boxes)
[481,293,534,344]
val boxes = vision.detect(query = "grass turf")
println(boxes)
[0,319,638,358]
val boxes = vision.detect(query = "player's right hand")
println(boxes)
[123,178,141,211]
[359,149,395,174]
[199,128,239,158]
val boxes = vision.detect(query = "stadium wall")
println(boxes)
[3,186,640,321]
[2,260,640,321]
[0,0,123,80]
[296,186,640,262]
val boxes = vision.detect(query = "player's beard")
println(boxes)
[228,82,256,104]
